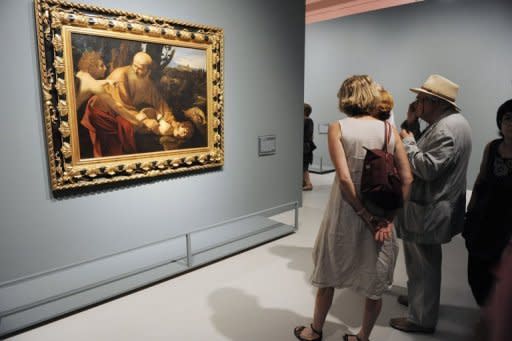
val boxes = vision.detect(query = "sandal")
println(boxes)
[293,324,323,341]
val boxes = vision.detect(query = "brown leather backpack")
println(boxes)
[361,121,403,216]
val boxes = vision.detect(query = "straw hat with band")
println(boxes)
[410,74,461,112]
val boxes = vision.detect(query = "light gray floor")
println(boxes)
[8,173,480,341]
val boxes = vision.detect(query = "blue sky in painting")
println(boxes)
[169,47,206,70]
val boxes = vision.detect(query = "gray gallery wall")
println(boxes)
[0,0,304,335]
[305,0,512,186]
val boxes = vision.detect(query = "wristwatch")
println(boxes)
[403,137,416,147]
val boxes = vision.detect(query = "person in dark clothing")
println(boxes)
[486,239,512,341]
[464,99,512,306]
[303,103,316,190]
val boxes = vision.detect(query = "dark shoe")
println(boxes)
[397,295,408,307]
[389,317,435,334]
[343,334,363,341]
[294,324,322,341]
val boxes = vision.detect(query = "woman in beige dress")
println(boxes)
[294,75,412,341]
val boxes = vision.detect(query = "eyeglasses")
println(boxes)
[417,96,439,104]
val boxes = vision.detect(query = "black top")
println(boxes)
[464,139,512,260]
[303,118,315,165]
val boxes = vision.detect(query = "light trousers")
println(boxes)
[403,240,442,328]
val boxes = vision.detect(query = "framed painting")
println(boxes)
[34,0,224,191]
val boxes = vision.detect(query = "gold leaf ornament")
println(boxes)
[171,159,182,168]
[94,17,109,29]
[52,34,63,52]
[112,20,128,31]
[105,166,118,176]
[140,162,153,171]
[146,25,160,36]
[61,142,72,159]
[198,154,208,164]
[86,168,99,178]
[57,100,69,116]
[55,78,66,96]
[53,56,65,74]
[156,161,167,170]
[58,121,70,137]
[129,22,145,34]
[210,151,219,160]
[179,30,191,40]
[163,28,177,39]
[124,164,137,174]
[194,33,204,42]
[74,14,89,27]
[50,11,65,27]
[184,156,195,165]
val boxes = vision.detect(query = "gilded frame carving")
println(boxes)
[34,0,224,191]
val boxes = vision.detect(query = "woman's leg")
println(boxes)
[303,170,313,190]
[298,287,334,339]
[313,287,334,331]
[356,297,382,341]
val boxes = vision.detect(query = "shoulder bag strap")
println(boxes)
[383,121,391,152]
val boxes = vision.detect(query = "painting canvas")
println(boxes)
[35,0,224,191]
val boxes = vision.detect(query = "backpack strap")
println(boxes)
[383,121,391,152]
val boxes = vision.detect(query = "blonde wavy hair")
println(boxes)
[337,75,380,117]
[375,88,394,120]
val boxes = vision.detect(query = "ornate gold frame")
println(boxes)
[35,0,224,191]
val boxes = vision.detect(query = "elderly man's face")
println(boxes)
[414,94,436,119]
[133,60,151,78]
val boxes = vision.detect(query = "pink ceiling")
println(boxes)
[306,0,423,24]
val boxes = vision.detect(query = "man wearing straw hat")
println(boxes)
[390,74,472,333]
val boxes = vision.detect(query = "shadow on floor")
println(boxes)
[208,287,349,341]
[268,245,314,283]
[266,244,480,341]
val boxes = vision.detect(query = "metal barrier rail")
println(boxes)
[0,201,299,318]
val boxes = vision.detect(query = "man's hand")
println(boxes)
[400,129,414,140]
[135,112,148,122]
[407,100,419,125]
[142,118,159,134]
